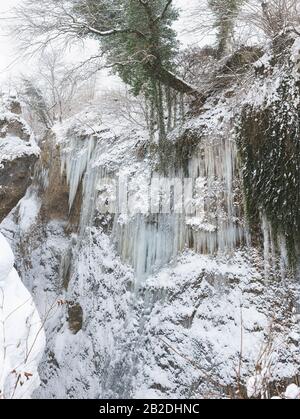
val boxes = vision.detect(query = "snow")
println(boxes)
[0,134,39,166]
[12,214,295,399]
[18,191,41,234]
[0,104,39,167]
[41,72,299,396]
[285,384,300,400]
[0,232,45,399]
[0,233,14,283]
[269,384,300,400]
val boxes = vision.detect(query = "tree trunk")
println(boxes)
[149,97,155,142]
[146,61,200,96]
[180,92,185,124]
[166,86,172,132]
[154,81,166,143]
[173,92,178,128]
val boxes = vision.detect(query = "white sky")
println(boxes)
[0,0,211,85]
[174,0,214,47]
[0,0,21,82]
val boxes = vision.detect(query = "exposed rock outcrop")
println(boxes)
[0,97,39,222]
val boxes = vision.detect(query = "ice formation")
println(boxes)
[60,135,97,210]
[60,100,247,281]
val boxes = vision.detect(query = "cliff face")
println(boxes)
[1,39,299,399]
[0,97,39,222]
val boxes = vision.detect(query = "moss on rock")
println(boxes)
[236,72,300,266]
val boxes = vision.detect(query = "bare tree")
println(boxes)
[13,0,197,95]
[239,0,300,39]
[19,48,97,130]
[185,0,300,59]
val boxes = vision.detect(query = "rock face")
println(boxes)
[0,97,39,222]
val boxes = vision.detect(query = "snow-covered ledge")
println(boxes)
[0,233,45,399]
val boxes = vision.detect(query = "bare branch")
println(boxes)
[82,24,146,39]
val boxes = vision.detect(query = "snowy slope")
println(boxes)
[0,232,45,399]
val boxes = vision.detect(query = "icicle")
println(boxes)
[113,134,247,281]
[261,213,271,278]
[61,135,96,210]
[278,234,288,280]
[80,165,113,234]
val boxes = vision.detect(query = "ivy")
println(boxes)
[236,69,300,267]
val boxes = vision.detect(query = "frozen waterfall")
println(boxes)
[60,126,247,282]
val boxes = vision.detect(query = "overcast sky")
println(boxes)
[0,0,21,82]
[0,0,210,85]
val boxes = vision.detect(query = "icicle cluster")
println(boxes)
[60,135,97,210]
[113,135,246,280]
[60,126,247,281]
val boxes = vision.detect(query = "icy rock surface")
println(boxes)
[0,232,45,399]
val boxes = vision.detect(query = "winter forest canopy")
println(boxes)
[0,0,299,400]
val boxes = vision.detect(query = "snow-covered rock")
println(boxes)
[0,232,45,399]
[0,97,39,222]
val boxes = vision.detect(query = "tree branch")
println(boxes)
[146,61,199,95]
[82,24,146,39]
[155,0,173,22]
